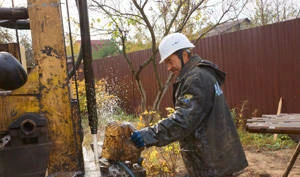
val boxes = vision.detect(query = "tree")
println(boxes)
[19,34,35,69]
[250,0,300,26]
[89,0,247,113]
[0,28,13,43]
[93,39,121,59]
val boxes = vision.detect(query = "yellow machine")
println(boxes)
[0,0,85,176]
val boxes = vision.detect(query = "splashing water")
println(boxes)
[83,89,121,177]
[96,90,121,126]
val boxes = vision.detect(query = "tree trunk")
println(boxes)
[152,73,174,112]
[135,74,147,112]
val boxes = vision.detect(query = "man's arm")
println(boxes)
[138,74,214,147]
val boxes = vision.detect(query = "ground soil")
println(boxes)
[237,148,300,177]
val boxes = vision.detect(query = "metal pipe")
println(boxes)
[77,0,98,135]
[0,20,30,29]
[0,7,28,20]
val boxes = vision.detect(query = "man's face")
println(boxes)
[164,54,182,76]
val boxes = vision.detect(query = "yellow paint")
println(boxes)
[183,94,193,100]
[0,96,39,132]
[27,0,82,174]
[0,0,83,175]
[13,68,39,94]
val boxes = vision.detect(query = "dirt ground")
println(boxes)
[238,148,300,177]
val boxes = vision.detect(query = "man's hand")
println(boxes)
[130,131,145,148]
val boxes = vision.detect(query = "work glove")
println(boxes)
[130,131,145,148]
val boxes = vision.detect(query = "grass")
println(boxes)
[238,128,297,151]
[112,109,137,122]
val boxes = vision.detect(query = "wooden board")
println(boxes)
[246,114,300,134]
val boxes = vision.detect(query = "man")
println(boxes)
[131,33,248,177]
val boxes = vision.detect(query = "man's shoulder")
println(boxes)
[182,66,217,86]
[186,65,213,78]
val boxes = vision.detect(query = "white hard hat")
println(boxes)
[158,33,195,64]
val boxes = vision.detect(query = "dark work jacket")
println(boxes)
[139,55,248,177]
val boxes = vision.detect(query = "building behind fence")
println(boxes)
[83,18,299,117]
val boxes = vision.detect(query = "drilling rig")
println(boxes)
[0,0,92,176]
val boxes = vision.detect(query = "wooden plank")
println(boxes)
[246,124,300,134]
[246,114,300,134]
[262,114,300,118]
[246,128,300,134]
[247,118,300,122]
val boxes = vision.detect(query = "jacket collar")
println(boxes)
[175,55,201,83]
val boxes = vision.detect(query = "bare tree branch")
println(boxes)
[164,0,185,36]
[176,0,206,32]
[194,0,247,43]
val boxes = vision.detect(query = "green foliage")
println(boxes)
[125,40,152,53]
[238,129,296,151]
[65,37,120,61]
[111,109,136,122]
[93,39,120,59]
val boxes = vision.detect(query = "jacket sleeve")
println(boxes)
[139,74,214,147]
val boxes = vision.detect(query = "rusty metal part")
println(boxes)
[25,0,85,174]
[77,0,98,134]
[0,19,30,29]
[0,7,28,20]
[0,113,51,177]
[0,143,51,177]
[71,99,85,174]
[8,113,48,146]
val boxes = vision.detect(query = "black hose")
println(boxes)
[117,162,136,177]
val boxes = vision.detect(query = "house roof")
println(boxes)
[206,18,251,37]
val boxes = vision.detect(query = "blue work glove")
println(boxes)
[130,131,145,148]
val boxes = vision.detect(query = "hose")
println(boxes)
[117,161,136,177]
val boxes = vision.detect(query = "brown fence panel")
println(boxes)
[91,18,300,117]
[277,19,300,113]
